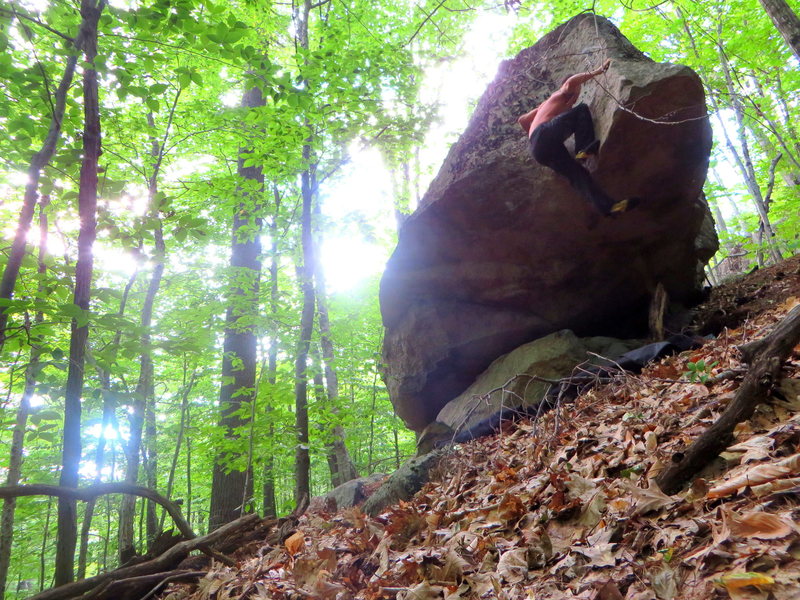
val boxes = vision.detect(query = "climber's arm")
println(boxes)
[517,107,539,134]
[560,58,611,96]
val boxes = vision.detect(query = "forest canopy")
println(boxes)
[0,0,798,595]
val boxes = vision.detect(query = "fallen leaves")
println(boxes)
[708,452,800,499]
[163,297,800,600]
[724,508,796,540]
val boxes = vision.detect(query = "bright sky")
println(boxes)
[321,13,517,293]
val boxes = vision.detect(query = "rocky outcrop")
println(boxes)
[362,450,446,516]
[380,14,717,432]
[434,331,640,432]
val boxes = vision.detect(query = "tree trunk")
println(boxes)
[79,269,136,578]
[55,0,103,586]
[292,0,317,509]
[0,199,49,598]
[261,188,281,519]
[40,497,54,592]
[716,31,782,263]
[208,84,265,531]
[294,158,315,506]
[119,111,170,562]
[144,397,158,544]
[0,14,91,348]
[186,408,193,530]
[159,367,196,532]
[757,0,800,62]
[314,245,358,487]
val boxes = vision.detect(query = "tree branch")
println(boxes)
[0,6,75,43]
[0,483,194,540]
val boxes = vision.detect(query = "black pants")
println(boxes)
[529,103,614,215]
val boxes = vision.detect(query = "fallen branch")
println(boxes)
[27,513,261,600]
[82,570,206,600]
[656,304,800,495]
[0,482,194,540]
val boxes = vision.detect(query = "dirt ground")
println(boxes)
[693,253,800,335]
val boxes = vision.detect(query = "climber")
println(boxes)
[517,58,637,216]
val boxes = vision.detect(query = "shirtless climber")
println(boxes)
[517,58,637,216]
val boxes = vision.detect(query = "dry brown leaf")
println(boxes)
[708,453,800,499]
[397,580,444,600]
[645,430,658,453]
[496,548,528,583]
[751,476,800,497]
[777,296,799,312]
[726,434,775,463]
[284,530,305,557]
[572,542,616,567]
[621,479,676,515]
[725,508,796,540]
[595,581,625,600]
[650,565,679,600]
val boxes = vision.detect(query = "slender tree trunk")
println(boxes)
[119,139,168,562]
[40,497,54,592]
[261,188,281,519]
[313,237,358,487]
[393,428,401,470]
[78,269,136,578]
[367,364,379,472]
[208,84,265,531]
[0,199,49,599]
[715,28,782,263]
[186,406,193,530]
[159,367,196,532]
[757,0,800,62]
[55,0,104,585]
[292,0,316,509]
[294,158,315,505]
[144,397,158,543]
[0,14,92,348]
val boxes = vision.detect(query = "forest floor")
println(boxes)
[164,254,800,600]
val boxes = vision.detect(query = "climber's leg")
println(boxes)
[530,124,615,215]
[571,103,600,158]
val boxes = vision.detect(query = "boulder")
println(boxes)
[324,473,386,510]
[380,14,717,432]
[362,450,446,516]
[434,330,640,433]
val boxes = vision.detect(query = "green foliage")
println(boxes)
[684,359,718,384]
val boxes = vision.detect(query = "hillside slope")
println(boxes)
[165,256,800,600]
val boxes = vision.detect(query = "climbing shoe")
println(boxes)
[576,140,600,160]
[609,197,641,215]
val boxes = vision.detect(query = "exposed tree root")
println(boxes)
[656,304,800,495]
[27,513,263,600]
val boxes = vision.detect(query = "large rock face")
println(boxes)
[381,15,717,432]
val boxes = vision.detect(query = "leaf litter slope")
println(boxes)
[165,254,800,600]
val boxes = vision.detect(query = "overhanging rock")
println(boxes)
[380,14,717,432]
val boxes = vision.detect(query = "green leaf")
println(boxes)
[58,303,90,327]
